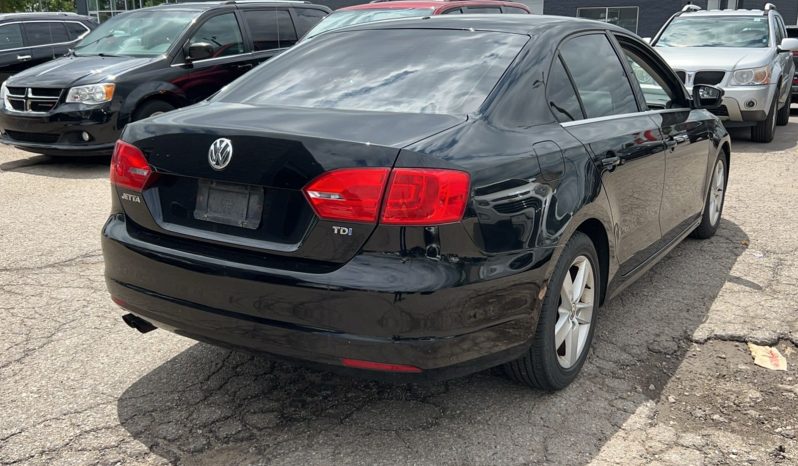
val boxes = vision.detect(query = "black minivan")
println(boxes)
[0,12,96,83]
[0,1,329,156]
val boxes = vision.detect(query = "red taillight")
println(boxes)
[303,168,469,225]
[341,358,422,373]
[303,168,390,223]
[792,51,798,57]
[381,168,470,225]
[110,140,155,191]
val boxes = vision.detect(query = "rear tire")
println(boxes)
[504,232,600,391]
[751,95,777,143]
[777,90,791,126]
[132,100,175,121]
[691,154,727,239]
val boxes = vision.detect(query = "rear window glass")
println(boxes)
[217,29,527,115]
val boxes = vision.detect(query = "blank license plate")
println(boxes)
[193,179,264,230]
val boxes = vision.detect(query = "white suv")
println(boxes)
[651,4,798,142]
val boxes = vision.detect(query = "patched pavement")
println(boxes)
[1,114,797,465]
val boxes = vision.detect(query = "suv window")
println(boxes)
[24,22,69,46]
[548,56,584,122]
[243,9,298,50]
[294,8,326,37]
[188,13,244,58]
[774,15,786,44]
[559,34,638,118]
[464,7,502,14]
[0,23,24,50]
[65,22,90,41]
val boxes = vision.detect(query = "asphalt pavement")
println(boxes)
[1,113,797,465]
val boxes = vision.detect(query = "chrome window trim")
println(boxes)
[170,48,287,67]
[0,20,88,52]
[559,108,691,127]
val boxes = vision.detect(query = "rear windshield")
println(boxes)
[216,29,527,115]
[74,9,199,57]
[656,16,770,48]
[305,9,436,39]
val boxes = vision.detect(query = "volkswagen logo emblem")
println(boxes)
[208,138,233,171]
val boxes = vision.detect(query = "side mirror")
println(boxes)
[778,38,798,53]
[185,42,214,62]
[692,84,724,109]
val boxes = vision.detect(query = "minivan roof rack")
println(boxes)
[764,3,776,11]
[681,4,701,13]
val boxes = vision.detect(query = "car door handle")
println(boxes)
[16,55,31,61]
[235,63,253,70]
[601,155,621,170]
[666,134,690,149]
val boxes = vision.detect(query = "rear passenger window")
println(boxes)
[504,7,528,14]
[65,22,90,41]
[24,22,69,46]
[294,8,327,37]
[243,9,298,50]
[0,23,24,50]
[559,34,638,118]
[464,7,502,14]
[548,56,584,122]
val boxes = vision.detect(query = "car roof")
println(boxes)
[340,1,527,11]
[155,0,316,11]
[0,12,92,21]
[330,14,627,36]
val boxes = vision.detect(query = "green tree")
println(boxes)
[0,0,76,13]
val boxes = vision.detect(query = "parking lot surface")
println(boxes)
[1,115,797,465]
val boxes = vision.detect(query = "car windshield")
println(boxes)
[305,9,436,39]
[74,9,200,57]
[656,16,770,48]
[215,29,527,116]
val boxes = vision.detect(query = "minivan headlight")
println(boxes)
[0,81,10,111]
[65,83,115,104]
[730,66,770,86]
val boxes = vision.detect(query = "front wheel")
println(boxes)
[691,154,727,239]
[132,100,175,122]
[504,232,600,391]
[777,90,792,126]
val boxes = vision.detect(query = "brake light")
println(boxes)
[303,168,470,225]
[110,140,155,191]
[304,168,390,223]
[381,169,470,225]
[341,358,422,373]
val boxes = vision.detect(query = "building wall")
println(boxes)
[543,1,798,37]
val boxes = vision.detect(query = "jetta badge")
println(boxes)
[208,138,233,171]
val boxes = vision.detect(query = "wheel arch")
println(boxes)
[118,82,189,127]
[574,218,610,306]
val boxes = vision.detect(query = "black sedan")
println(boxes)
[103,15,731,390]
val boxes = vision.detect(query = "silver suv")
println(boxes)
[651,4,798,142]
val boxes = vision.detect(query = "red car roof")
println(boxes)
[340,1,530,13]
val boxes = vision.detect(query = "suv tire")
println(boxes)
[504,232,600,391]
[777,90,791,126]
[133,100,175,121]
[751,94,778,143]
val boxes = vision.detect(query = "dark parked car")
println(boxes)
[0,12,96,83]
[789,25,798,102]
[103,15,731,390]
[0,1,330,156]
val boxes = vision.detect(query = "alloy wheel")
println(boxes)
[708,160,725,226]
[555,255,595,369]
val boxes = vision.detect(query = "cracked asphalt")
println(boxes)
[1,112,797,465]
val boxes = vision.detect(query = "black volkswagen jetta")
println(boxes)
[103,15,731,390]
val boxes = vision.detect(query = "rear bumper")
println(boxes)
[102,215,548,380]
[0,105,119,156]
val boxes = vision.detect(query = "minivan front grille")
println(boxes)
[5,87,63,113]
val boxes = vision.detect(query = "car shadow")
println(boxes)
[0,154,109,180]
[727,116,798,152]
[117,219,748,465]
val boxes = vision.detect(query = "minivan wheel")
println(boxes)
[504,232,599,391]
[133,100,175,121]
[777,90,792,126]
[690,154,727,239]
[751,96,777,143]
